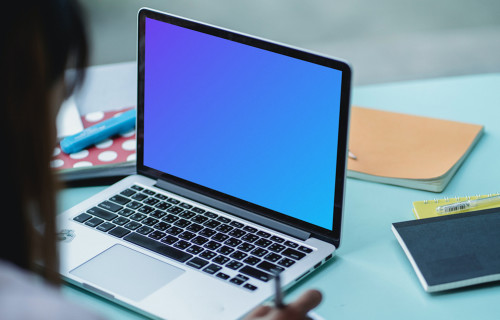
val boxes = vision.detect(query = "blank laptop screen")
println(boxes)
[143,17,343,230]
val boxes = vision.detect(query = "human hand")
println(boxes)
[243,289,322,320]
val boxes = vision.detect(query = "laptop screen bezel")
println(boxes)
[137,8,351,247]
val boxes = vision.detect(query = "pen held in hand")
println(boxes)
[273,270,285,309]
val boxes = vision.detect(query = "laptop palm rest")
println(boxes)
[70,244,185,301]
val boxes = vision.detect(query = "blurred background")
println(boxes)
[81,0,500,85]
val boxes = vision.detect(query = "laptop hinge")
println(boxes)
[154,179,311,241]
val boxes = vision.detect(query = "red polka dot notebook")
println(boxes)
[52,107,136,182]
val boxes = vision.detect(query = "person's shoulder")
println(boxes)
[0,260,106,320]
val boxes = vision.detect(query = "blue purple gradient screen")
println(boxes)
[144,18,342,230]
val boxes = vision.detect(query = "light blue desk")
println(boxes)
[59,68,500,319]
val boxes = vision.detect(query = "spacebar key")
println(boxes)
[124,233,192,262]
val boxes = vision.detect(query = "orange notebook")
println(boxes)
[347,106,484,192]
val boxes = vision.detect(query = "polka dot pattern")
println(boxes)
[51,107,136,170]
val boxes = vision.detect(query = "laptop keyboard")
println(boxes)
[72,184,314,291]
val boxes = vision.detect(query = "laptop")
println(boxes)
[57,8,351,320]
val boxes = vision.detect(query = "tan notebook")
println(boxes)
[347,106,484,192]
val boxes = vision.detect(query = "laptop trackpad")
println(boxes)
[70,244,185,301]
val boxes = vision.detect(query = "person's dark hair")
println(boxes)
[0,0,88,284]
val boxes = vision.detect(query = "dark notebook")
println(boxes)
[392,207,500,292]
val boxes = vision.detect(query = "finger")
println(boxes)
[244,305,273,319]
[287,289,322,316]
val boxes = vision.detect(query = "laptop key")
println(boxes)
[148,231,166,240]
[267,243,286,253]
[113,216,130,226]
[98,201,123,213]
[298,246,313,254]
[155,202,172,211]
[204,241,222,250]
[204,219,221,229]
[96,222,115,232]
[212,255,230,265]
[136,226,154,235]
[186,257,209,269]
[199,228,217,237]
[120,189,136,197]
[174,218,191,228]
[131,193,148,201]
[241,234,259,243]
[264,253,282,263]
[229,221,244,228]
[186,245,204,255]
[130,213,146,221]
[282,248,306,260]
[124,233,192,263]
[230,251,248,261]
[191,215,208,224]
[192,207,205,214]
[186,223,204,233]
[228,229,246,238]
[179,211,196,219]
[277,258,296,268]
[130,185,143,191]
[109,195,131,205]
[217,245,235,255]
[270,236,285,243]
[284,241,299,248]
[243,256,261,266]
[256,231,271,238]
[215,224,233,233]
[178,231,196,241]
[225,238,242,247]
[161,235,179,245]
[191,236,209,245]
[73,213,92,223]
[216,216,231,224]
[239,265,273,282]
[226,260,243,270]
[85,217,103,227]
[199,250,217,260]
[251,248,269,257]
[204,211,218,219]
[118,208,134,217]
[108,226,130,238]
[174,240,191,250]
[203,264,222,275]
[179,202,193,210]
[243,226,258,233]
[143,198,160,206]
[256,261,285,273]
[154,222,170,231]
[237,242,255,252]
[87,207,118,221]
[243,283,258,291]
[254,238,272,248]
[212,233,229,242]
[216,272,230,280]
[126,201,143,210]
[154,194,168,200]
[142,217,159,226]
[124,221,141,230]
[166,226,183,236]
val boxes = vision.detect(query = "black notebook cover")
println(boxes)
[392,207,500,292]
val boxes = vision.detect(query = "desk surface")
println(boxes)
[60,65,500,319]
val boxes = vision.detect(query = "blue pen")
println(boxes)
[60,109,136,154]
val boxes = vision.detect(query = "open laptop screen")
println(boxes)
[142,16,347,232]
